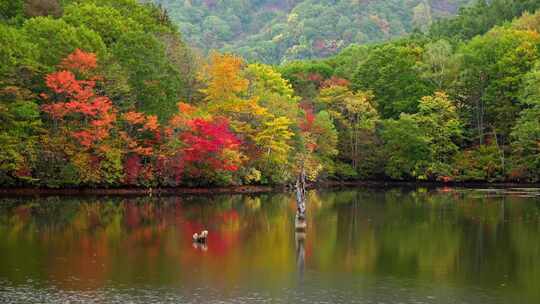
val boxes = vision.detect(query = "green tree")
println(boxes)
[456,27,540,144]
[353,42,433,118]
[308,110,339,179]
[0,0,24,25]
[510,63,540,181]
[23,17,107,69]
[279,60,333,100]
[380,92,462,180]
[414,92,463,178]
[380,114,430,180]
[253,116,295,183]
[0,24,39,80]
[62,2,142,46]
[510,105,540,181]
[417,39,458,90]
[452,143,505,182]
[0,86,42,185]
[430,0,540,41]
[244,63,303,183]
[112,31,182,120]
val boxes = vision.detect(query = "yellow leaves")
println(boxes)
[418,91,456,115]
[318,85,378,131]
[260,117,295,141]
[254,116,295,163]
[200,52,249,103]
[195,51,307,182]
[72,152,100,184]
[512,11,540,32]
[243,167,262,183]
[301,155,323,182]
[119,111,160,157]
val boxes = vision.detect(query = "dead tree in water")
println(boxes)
[295,167,307,223]
[294,168,307,276]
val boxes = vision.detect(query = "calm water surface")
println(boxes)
[1,187,540,303]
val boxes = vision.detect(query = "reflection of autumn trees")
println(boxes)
[0,189,539,302]
[0,194,297,288]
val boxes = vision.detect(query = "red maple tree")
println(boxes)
[41,49,116,149]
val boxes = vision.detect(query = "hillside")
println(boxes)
[149,0,473,63]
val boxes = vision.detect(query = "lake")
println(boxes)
[1,187,539,303]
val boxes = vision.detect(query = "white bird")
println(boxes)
[193,230,208,243]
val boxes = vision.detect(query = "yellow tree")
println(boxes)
[199,52,266,135]
[318,85,379,171]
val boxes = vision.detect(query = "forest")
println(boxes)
[0,0,540,188]
[150,0,475,63]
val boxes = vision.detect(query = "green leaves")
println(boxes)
[152,0,478,63]
[63,2,142,46]
[0,24,39,79]
[457,27,540,142]
[0,87,42,185]
[353,43,434,119]
[380,114,430,180]
[23,17,107,69]
[380,92,462,180]
[112,30,181,120]
[511,106,540,175]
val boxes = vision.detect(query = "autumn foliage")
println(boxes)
[181,118,241,172]
[37,50,243,187]
[3,45,335,187]
[41,49,115,149]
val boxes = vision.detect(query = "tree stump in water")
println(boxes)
[295,169,307,231]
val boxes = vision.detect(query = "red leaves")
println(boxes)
[178,102,196,115]
[124,155,142,185]
[299,104,315,132]
[307,73,323,84]
[44,70,97,106]
[41,50,116,149]
[60,48,97,72]
[180,118,241,172]
[144,116,159,132]
[123,111,159,132]
[167,102,243,176]
[39,50,243,186]
[321,76,350,88]
[121,111,161,157]
[124,111,145,125]
[45,70,79,95]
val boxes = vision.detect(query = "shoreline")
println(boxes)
[1,180,539,197]
[0,185,280,197]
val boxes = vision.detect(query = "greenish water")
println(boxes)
[1,187,540,303]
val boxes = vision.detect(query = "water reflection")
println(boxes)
[295,230,306,281]
[0,188,539,303]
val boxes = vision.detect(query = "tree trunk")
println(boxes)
[295,167,307,219]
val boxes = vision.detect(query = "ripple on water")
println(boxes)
[0,274,515,304]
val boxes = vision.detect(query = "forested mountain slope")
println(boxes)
[149,0,473,63]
